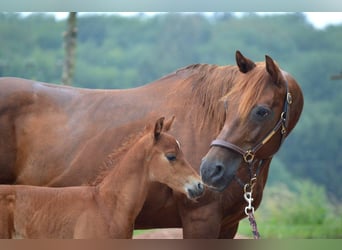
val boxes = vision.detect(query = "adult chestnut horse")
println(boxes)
[0,117,204,238]
[0,51,303,238]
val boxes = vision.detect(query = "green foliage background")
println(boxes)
[0,12,341,238]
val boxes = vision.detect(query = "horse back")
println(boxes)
[0,77,175,186]
[0,78,83,184]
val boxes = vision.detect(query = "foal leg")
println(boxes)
[73,212,111,239]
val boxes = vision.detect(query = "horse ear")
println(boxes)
[154,117,165,140]
[236,50,256,73]
[162,115,175,132]
[265,55,282,86]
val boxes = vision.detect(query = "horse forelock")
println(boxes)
[221,63,273,122]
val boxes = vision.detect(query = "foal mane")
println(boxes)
[91,126,150,186]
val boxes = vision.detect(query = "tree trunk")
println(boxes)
[62,12,77,85]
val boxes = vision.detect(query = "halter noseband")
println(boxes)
[210,79,292,184]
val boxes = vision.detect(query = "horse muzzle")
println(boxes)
[200,149,242,192]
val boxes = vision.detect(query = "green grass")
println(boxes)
[238,216,342,239]
[133,229,155,236]
[133,180,342,239]
[237,180,342,239]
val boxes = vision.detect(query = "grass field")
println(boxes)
[237,181,342,239]
[237,216,341,239]
[134,180,342,239]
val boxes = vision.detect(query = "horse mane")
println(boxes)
[92,62,272,185]
[91,126,150,186]
[173,62,272,129]
[170,63,237,134]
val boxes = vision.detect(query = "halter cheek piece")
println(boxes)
[210,79,292,188]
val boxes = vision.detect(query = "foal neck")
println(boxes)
[97,136,152,224]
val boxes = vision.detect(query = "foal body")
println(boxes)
[0,117,204,238]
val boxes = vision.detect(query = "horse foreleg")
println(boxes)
[182,217,222,238]
[218,222,239,239]
[177,196,222,238]
[0,195,14,238]
[0,214,12,238]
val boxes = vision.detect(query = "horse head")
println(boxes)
[200,51,304,191]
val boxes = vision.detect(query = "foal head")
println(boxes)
[146,117,204,200]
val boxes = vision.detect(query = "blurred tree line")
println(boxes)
[0,12,341,202]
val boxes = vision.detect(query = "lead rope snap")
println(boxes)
[244,182,261,239]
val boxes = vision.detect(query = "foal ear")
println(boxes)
[162,115,175,132]
[154,117,165,140]
[236,50,256,73]
[265,55,283,86]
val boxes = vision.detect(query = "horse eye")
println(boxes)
[256,108,270,117]
[165,154,177,162]
[253,106,272,120]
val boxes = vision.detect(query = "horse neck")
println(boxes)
[188,65,237,134]
[97,137,152,224]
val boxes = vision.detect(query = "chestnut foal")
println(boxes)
[0,117,204,238]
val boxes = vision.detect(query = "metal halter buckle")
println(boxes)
[243,150,255,163]
[244,177,257,193]
[287,92,293,104]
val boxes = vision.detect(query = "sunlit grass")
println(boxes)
[237,180,342,239]
[133,229,155,236]
[133,180,342,239]
[238,217,342,239]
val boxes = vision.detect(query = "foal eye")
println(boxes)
[165,154,177,162]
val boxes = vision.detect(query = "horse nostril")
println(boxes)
[198,182,204,191]
[213,164,224,177]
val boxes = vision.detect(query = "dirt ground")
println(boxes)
[133,228,249,239]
